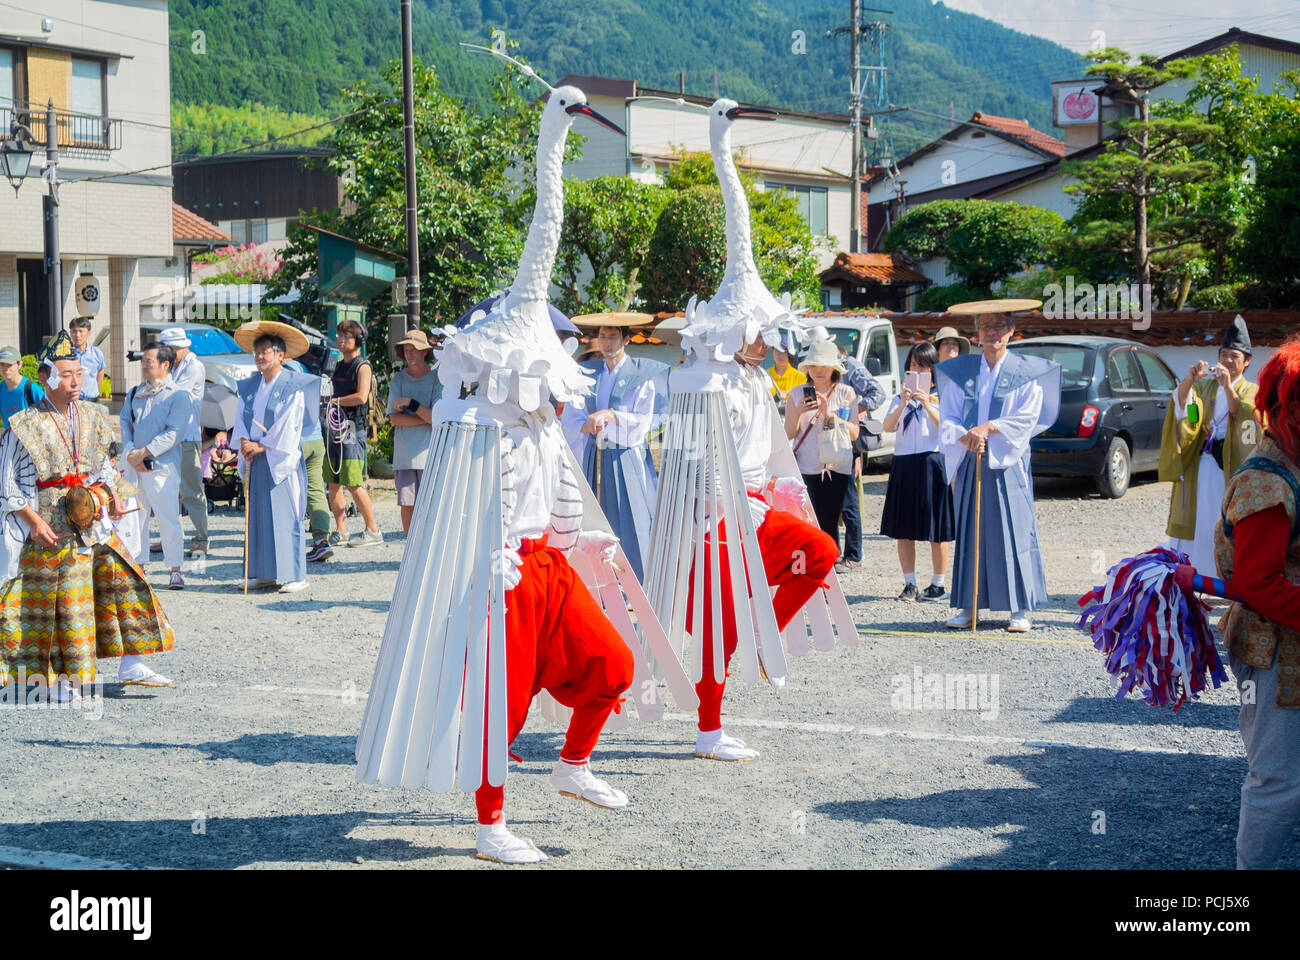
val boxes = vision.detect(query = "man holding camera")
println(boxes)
[1159,314,1259,577]
[121,342,191,590]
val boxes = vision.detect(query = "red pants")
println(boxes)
[475,537,635,825]
[687,501,838,731]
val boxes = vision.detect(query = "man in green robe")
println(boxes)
[1158,315,1258,576]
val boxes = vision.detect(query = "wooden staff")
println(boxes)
[972,448,983,634]
[595,428,603,503]
[242,420,267,596]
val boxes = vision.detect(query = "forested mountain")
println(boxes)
[168,0,1083,156]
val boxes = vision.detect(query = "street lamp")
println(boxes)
[1,135,33,194]
[5,101,62,332]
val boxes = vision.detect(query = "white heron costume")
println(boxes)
[644,99,858,762]
[355,74,693,865]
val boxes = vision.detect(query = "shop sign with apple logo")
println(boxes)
[1059,85,1098,124]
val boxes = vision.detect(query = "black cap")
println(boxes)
[1221,314,1252,356]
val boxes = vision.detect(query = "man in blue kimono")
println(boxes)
[935,301,1060,633]
[561,318,668,581]
[231,322,308,593]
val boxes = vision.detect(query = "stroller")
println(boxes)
[203,433,244,513]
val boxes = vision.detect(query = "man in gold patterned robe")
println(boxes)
[0,333,174,702]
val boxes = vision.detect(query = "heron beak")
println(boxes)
[725,105,778,121]
[566,102,626,136]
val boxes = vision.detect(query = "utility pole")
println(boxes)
[42,100,61,331]
[831,4,891,253]
[850,0,860,253]
[400,0,420,330]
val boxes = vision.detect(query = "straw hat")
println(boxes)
[945,298,1042,316]
[933,326,971,354]
[799,338,846,375]
[570,312,655,329]
[394,328,434,351]
[233,319,310,360]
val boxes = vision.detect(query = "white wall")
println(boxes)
[866,128,1044,203]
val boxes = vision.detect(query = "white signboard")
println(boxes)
[1054,83,1100,127]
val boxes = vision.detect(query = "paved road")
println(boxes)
[0,474,1292,869]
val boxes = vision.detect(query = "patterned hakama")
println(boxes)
[0,533,175,685]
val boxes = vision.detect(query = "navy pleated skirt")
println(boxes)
[880,450,955,543]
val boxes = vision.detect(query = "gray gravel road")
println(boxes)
[1,473,1293,869]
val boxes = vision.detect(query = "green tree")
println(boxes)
[638,186,727,312]
[944,202,1065,294]
[638,150,826,311]
[1061,49,1224,302]
[879,199,971,261]
[1237,125,1300,305]
[264,55,570,374]
[552,176,669,314]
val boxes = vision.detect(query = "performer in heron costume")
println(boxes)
[357,57,695,866]
[645,98,856,764]
[934,301,1061,633]
[561,313,668,581]
[0,331,174,699]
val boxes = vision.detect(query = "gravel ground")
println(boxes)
[0,471,1294,870]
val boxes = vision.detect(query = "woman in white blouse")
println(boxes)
[880,341,954,601]
[785,339,860,572]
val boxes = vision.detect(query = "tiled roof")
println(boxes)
[172,203,230,243]
[970,112,1065,158]
[821,252,930,286]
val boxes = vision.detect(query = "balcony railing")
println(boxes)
[0,99,121,158]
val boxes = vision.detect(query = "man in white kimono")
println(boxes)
[935,302,1060,633]
[231,325,307,593]
[561,319,666,580]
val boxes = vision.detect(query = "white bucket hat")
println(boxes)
[158,326,192,348]
[798,338,846,375]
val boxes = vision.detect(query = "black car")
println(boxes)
[1007,336,1178,498]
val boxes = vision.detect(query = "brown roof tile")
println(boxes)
[970,112,1065,158]
[172,203,231,243]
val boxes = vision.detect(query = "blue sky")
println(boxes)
[935,0,1300,54]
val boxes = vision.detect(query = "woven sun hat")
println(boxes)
[394,328,434,351]
[570,312,655,329]
[799,337,846,375]
[233,319,310,360]
[945,298,1042,316]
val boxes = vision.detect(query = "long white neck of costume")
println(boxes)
[506,114,572,306]
[712,123,759,293]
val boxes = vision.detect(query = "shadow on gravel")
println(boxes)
[811,743,1298,869]
[0,810,521,868]
[262,599,393,613]
[510,731,693,765]
[1048,696,1240,731]
[22,732,356,766]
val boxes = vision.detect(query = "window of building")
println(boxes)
[69,57,106,145]
[766,181,829,235]
[228,220,247,244]
[249,219,268,244]
[0,49,13,108]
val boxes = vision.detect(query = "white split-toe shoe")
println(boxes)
[475,823,548,864]
[694,728,760,762]
[118,655,172,687]
[549,760,629,809]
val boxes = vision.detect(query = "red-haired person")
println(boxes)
[1214,335,1300,869]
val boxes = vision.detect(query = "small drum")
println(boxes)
[63,482,114,531]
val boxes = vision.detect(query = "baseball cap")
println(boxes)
[0,346,19,365]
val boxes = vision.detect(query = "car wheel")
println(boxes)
[1096,436,1131,498]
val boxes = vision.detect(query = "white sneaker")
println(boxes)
[245,578,277,589]
[694,728,760,762]
[1007,614,1032,633]
[278,580,308,593]
[118,655,172,687]
[475,823,548,864]
[945,610,973,629]
[549,760,629,809]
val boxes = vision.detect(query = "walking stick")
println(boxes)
[242,463,251,595]
[595,428,603,503]
[971,447,983,634]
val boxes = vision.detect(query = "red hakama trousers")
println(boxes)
[475,536,635,825]
[688,500,838,731]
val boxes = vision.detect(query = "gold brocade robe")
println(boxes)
[1158,376,1258,542]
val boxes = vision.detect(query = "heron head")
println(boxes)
[550,84,625,136]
